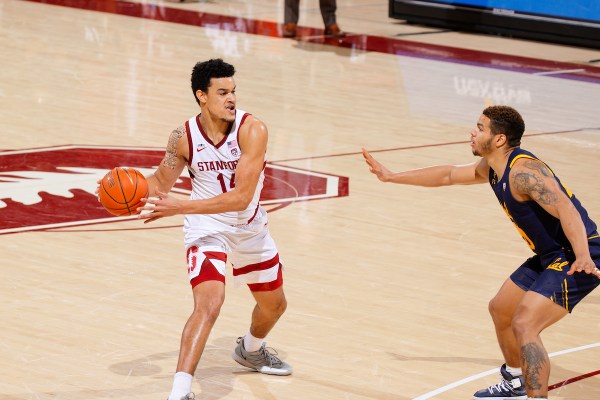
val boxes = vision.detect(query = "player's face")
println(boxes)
[203,77,237,123]
[470,115,495,156]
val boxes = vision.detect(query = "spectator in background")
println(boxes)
[283,0,344,38]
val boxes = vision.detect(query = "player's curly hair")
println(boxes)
[482,105,525,147]
[191,59,236,104]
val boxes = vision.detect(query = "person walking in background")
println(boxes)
[363,105,600,400]
[282,0,344,38]
[138,58,292,400]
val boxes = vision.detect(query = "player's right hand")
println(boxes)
[95,179,101,201]
[362,148,392,182]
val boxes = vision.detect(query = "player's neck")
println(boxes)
[485,147,515,178]
[198,113,231,144]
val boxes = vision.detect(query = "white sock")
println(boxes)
[243,332,265,352]
[506,365,523,376]
[168,371,193,400]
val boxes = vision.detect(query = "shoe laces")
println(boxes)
[486,378,513,394]
[258,345,284,368]
[237,336,284,367]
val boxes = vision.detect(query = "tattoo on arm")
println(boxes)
[523,160,552,178]
[512,161,557,205]
[520,342,547,391]
[161,126,185,169]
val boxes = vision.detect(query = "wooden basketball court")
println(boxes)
[1,0,599,399]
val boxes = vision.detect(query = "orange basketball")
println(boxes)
[99,167,149,216]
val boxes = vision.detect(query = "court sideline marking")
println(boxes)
[411,342,600,399]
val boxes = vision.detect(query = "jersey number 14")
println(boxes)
[217,173,236,193]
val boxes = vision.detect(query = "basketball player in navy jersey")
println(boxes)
[137,59,291,400]
[363,105,600,400]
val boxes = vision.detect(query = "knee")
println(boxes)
[488,296,510,324]
[278,296,288,316]
[271,295,287,318]
[194,297,225,324]
[263,295,287,319]
[510,313,533,341]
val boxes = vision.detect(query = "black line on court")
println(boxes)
[394,29,454,37]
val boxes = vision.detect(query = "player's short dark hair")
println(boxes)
[482,105,525,147]
[191,59,236,104]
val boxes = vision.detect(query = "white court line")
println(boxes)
[533,69,585,76]
[412,342,600,399]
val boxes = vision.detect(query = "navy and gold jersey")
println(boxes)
[489,148,598,262]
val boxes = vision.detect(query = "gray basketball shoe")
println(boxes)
[231,337,293,375]
[166,393,194,400]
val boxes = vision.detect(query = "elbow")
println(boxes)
[232,194,252,211]
[147,173,173,195]
[232,202,250,212]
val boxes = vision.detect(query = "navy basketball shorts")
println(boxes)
[510,237,600,312]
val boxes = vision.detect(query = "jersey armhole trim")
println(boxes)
[236,112,251,150]
[185,119,193,167]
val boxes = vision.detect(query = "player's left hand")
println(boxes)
[567,256,600,278]
[138,188,182,224]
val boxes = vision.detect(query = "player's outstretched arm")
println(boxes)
[362,148,488,187]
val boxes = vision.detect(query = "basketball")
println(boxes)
[98,167,149,216]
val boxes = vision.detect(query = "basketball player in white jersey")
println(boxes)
[138,59,291,400]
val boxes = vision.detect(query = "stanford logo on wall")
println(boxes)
[0,146,349,235]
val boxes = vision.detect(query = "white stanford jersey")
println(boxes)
[183,109,265,242]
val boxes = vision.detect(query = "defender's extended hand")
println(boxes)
[362,148,392,182]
